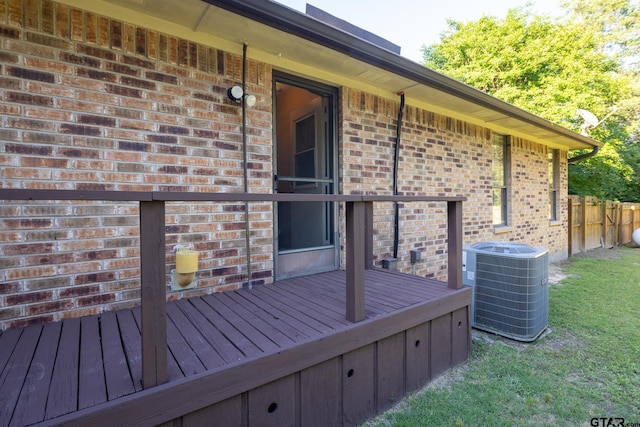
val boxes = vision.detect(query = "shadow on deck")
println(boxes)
[1,268,471,427]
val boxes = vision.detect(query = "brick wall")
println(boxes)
[0,0,272,329]
[0,0,568,330]
[340,88,568,279]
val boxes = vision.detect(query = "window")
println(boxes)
[548,149,559,220]
[492,134,509,226]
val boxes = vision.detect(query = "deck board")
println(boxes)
[10,322,60,427]
[217,292,293,348]
[200,294,281,353]
[2,269,470,427]
[228,292,305,345]
[45,318,80,420]
[187,297,263,358]
[174,299,245,363]
[100,312,135,401]
[248,286,335,333]
[0,328,22,376]
[278,276,349,319]
[116,310,144,392]
[254,282,349,329]
[165,302,226,371]
[78,316,106,410]
[230,290,317,340]
[0,326,42,426]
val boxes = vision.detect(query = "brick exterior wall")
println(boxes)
[0,0,568,330]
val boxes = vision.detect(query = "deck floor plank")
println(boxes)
[10,322,61,427]
[165,309,206,378]
[303,271,395,315]
[214,292,296,347]
[187,297,263,358]
[45,318,80,420]
[254,282,350,329]
[222,291,306,346]
[0,326,42,427]
[100,311,135,401]
[132,307,184,382]
[275,275,347,318]
[248,285,337,333]
[312,275,401,318]
[279,273,351,310]
[230,289,319,340]
[200,294,281,354]
[174,299,245,364]
[0,328,23,377]
[116,310,144,392]
[165,303,226,371]
[366,269,448,298]
[78,315,107,410]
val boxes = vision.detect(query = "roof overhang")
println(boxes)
[59,0,601,151]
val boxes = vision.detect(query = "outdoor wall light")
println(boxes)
[227,85,257,107]
[171,246,198,290]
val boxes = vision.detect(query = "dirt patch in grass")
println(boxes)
[572,246,628,260]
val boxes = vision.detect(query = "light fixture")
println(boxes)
[244,94,256,107]
[171,246,198,290]
[227,85,243,102]
[227,85,256,107]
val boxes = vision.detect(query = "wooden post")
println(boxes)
[364,201,374,269]
[568,198,573,257]
[140,200,169,388]
[346,201,366,322]
[447,200,462,290]
[581,197,588,252]
[600,200,608,248]
[617,203,623,246]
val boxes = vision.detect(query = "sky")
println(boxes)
[274,0,563,63]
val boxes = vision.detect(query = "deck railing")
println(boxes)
[0,189,464,389]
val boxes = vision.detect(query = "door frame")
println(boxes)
[272,72,339,280]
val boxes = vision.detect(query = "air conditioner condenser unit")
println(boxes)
[462,242,549,342]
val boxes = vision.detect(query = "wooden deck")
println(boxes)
[0,268,471,427]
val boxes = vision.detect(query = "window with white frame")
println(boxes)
[492,134,509,226]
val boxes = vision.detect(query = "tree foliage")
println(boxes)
[422,0,640,201]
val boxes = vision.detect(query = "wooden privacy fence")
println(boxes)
[568,195,640,256]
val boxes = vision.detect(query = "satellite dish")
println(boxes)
[576,106,618,136]
[577,108,600,136]
[577,109,599,128]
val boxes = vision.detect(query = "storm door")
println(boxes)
[274,76,337,279]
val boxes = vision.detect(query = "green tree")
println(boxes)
[422,1,639,201]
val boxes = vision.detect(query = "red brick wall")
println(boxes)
[0,0,568,330]
[0,0,273,329]
[340,88,568,279]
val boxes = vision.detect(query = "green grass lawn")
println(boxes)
[365,246,640,426]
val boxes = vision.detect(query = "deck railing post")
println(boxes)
[346,201,366,322]
[364,201,374,269]
[447,200,463,290]
[140,200,169,388]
